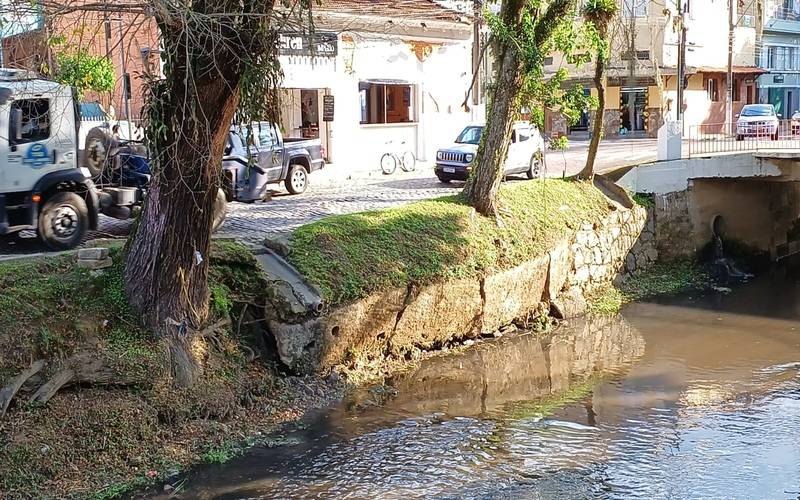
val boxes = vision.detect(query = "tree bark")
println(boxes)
[124,2,275,387]
[463,0,575,216]
[578,48,606,180]
[463,25,526,217]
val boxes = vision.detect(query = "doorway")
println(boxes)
[620,87,646,135]
[279,88,332,161]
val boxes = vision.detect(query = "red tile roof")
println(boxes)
[317,0,468,23]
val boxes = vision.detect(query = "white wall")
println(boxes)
[279,32,476,170]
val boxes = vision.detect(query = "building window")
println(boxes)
[733,79,741,102]
[622,0,648,17]
[543,56,554,65]
[359,82,415,125]
[706,77,720,102]
[10,98,50,145]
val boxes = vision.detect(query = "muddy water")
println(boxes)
[154,271,800,500]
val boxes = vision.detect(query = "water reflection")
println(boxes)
[147,273,800,500]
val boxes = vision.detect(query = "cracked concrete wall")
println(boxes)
[268,205,657,375]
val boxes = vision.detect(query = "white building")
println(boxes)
[277,0,480,169]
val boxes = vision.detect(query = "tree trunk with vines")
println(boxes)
[124,1,277,387]
[463,0,526,217]
[463,0,575,217]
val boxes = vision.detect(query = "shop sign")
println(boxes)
[280,32,338,57]
[774,74,785,83]
[323,95,335,122]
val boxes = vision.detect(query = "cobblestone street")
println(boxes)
[0,137,658,259]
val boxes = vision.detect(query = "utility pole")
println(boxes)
[471,0,482,107]
[676,1,687,125]
[726,0,734,127]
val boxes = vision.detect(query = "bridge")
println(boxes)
[618,150,800,262]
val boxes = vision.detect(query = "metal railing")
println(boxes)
[687,120,800,157]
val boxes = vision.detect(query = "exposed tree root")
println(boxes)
[1,352,141,417]
[0,359,45,417]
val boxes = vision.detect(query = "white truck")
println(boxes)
[0,69,226,250]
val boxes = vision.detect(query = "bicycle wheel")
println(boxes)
[400,151,416,172]
[380,153,397,175]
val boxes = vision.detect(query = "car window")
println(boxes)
[511,130,518,143]
[741,106,775,117]
[10,98,50,145]
[456,126,483,145]
[257,123,273,148]
[517,128,531,142]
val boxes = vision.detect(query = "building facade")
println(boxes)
[278,1,479,166]
[546,0,762,138]
[758,0,800,117]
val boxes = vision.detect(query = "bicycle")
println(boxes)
[380,140,416,174]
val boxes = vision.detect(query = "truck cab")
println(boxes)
[0,70,99,249]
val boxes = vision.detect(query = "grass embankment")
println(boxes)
[586,260,711,315]
[289,179,611,307]
[0,243,340,499]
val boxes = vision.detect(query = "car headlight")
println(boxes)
[436,151,444,160]
[465,153,475,163]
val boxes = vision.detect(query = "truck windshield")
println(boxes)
[456,126,483,145]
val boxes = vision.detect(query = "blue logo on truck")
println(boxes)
[23,143,50,168]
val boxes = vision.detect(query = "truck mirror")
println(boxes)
[10,107,22,142]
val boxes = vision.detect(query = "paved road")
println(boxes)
[0,138,657,259]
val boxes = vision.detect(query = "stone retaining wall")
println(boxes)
[267,204,658,375]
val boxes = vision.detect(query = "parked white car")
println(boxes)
[736,104,779,141]
[434,122,545,183]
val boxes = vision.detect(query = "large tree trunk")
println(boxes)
[123,3,268,387]
[463,17,526,217]
[578,48,606,180]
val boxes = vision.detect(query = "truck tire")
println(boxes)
[212,188,227,233]
[285,164,308,195]
[38,192,89,250]
[83,127,113,179]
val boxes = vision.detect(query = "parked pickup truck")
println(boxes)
[434,121,544,183]
[222,122,324,201]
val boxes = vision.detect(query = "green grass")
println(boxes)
[586,284,624,316]
[288,179,611,306]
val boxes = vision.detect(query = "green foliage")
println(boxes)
[201,441,244,464]
[484,1,602,127]
[586,284,624,315]
[210,283,233,319]
[619,260,711,302]
[550,136,569,150]
[632,192,655,209]
[581,0,619,59]
[289,179,610,307]
[53,49,115,100]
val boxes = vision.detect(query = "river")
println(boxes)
[145,269,800,500]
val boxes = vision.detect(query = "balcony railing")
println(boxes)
[687,120,800,157]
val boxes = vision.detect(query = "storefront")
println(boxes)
[277,11,475,170]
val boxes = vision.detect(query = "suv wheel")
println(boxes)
[285,164,308,195]
[526,154,542,179]
[38,192,89,250]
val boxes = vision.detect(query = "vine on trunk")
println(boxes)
[464,0,598,217]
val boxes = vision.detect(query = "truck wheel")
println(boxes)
[212,188,227,233]
[38,192,89,250]
[285,164,308,195]
[83,127,113,179]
